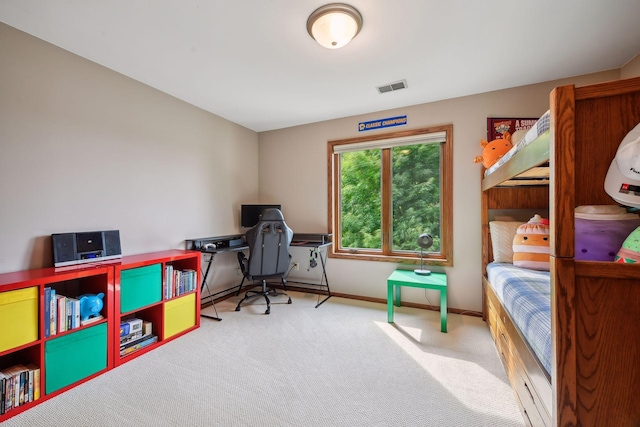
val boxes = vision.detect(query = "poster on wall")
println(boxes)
[358,115,407,132]
[487,117,538,141]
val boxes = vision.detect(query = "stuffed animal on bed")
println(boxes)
[512,214,550,270]
[473,131,513,169]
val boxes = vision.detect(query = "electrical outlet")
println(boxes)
[293,262,299,271]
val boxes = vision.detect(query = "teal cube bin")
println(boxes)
[120,263,162,313]
[45,323,107,394]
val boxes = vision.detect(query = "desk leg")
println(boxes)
[315,247,332,308]
[200,253,222,321]
[440,288,447,333]
[395,284,401,307]
[387,283,394,323]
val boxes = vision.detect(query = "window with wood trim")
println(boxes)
[328,125,453,265]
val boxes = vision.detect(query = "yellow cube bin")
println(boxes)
[0,286,39,353]
[163,293,196,339]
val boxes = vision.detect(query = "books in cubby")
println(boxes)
[163,265,196,299]
[119,318,156,357]
[43,288,83,336]
[120,334,157,357]
[0,364,40,415]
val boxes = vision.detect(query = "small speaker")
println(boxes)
[52,233,77,266]
[103,230,121,256]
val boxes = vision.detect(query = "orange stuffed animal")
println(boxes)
[473,132,513,169]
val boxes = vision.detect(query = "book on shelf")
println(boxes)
[120,324,152,350]
[120,331,143,347]
[120,334,157,357]
[163,266,197,299]
[43,287,51,338]
[65,297,80,330]
[24,364,40,402]
[0,372,5,415]
[56,295,66,333]
[49,288,56,336]
[164,264,173,299]
[80,315,104,326]
[0,364,31,414]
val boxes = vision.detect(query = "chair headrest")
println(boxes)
[260,208,285,221]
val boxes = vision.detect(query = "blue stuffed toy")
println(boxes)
[79,292,104,321]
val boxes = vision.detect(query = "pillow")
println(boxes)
[512,214,550,271]
[489,221,522,263]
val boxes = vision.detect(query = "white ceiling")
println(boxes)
[1,1,640,132]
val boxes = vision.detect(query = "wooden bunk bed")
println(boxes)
[481,76,640,426]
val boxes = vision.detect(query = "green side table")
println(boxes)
[387,269,447,332]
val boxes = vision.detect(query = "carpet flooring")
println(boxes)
[3,291,524,426]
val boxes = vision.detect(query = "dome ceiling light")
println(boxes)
[307,3,363,49]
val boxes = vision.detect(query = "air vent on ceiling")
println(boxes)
[377,80,408,94]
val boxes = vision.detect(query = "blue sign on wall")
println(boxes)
[358,115,407,132]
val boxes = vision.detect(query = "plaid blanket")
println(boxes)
[487,262,551,375]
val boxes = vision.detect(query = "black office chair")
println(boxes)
[235,208,293,314]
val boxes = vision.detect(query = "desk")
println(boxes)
[287,240,332,307]
[387,269,447,332]
[186,234,248,320]
[186,233,332,316]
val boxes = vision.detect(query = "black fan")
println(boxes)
[415,233,433,275]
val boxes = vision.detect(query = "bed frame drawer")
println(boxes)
[512,357,550,427]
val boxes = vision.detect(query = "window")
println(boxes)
[328,125,453,265]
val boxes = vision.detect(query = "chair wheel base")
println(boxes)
[235,306,241,311]
[265,308,270,315]
[287,298,292,304]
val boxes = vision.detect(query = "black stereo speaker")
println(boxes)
[52,230,122,267]
[103,230,122,256]
[52,233,76,266]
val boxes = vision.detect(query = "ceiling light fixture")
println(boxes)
[307,3,363,49]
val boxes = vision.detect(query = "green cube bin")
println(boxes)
[45,323,107,394]
[120,263,162,313]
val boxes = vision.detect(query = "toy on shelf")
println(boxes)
[79,292,104,321]
[474,131,513,169]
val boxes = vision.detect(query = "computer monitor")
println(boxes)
[240,204,282,228]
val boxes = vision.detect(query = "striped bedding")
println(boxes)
[484,110,551,176]
[486,262,551,375]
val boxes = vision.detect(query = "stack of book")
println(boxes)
[119,318,157,357]
[0,364,40,415]
[163,265,197,299]
[43,288,82,337]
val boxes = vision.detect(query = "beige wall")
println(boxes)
[0,22,259,292]
[2,20,634,311]
[259,70,620,312]
[622,53,640,78]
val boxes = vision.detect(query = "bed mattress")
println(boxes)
[485,110,551,176]
[486,262,551,375]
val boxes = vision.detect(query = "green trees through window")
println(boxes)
[391,144,441,252]
[340,148,381,249]
[329,125,452,265]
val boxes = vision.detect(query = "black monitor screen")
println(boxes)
[241,204,282,228]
